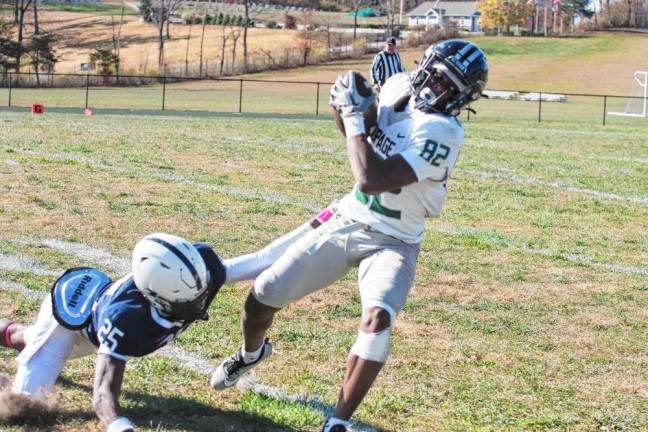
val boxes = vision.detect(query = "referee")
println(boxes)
[370,37,404,91]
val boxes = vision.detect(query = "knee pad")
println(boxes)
[350,327,392,363]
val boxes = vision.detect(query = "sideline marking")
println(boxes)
[5,146,646,208]
[434,225,648,277]
[3,148,321,212]
[0,253,60,277]
[460,169,648,206]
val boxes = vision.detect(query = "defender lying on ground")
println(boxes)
[0,211,331,431]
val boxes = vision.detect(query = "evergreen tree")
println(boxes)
[0,19,18,72]
[140,0,153,22]
[27,32,58,74]
[89,48,119,75]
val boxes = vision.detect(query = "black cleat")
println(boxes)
[210,338,273,390]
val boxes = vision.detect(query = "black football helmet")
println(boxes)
[410,39,488,116]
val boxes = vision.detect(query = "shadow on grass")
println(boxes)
[0,375,304,431]
[56,377,303,432]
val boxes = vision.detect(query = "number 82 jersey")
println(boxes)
[338,72,465,244]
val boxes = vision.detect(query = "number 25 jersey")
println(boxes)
[337,72,465,244]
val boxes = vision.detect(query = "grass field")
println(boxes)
[0,107,647,431]
[39,3,139,16]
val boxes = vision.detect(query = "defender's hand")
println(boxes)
[329,71,376,118]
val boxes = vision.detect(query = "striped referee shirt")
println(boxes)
[371,50,404,88]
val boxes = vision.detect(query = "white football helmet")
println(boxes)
[132,233,211,321]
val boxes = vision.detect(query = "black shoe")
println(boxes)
[210,338,273,390]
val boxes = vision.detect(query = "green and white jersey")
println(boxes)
[338,72,464,244]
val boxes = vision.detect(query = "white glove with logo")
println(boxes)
[329,71,376,136]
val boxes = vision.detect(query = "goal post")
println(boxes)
[609,71,648,118]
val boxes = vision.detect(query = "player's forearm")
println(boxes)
[346,135,418,195]
[93,354,130,429]
[93,387,121,426]
[346,135,387,195]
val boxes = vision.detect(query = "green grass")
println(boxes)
[39,3,138,15]
[0,110,647,431]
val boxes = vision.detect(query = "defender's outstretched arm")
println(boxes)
[93,353,134,431]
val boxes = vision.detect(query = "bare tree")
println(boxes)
[184,19,192,76]
[242,0,258,72]
[219,23,228,75]
[110,6,125,78]
[298,11,316,66]
[229,28,241,74]
[15,0,33,72]
[198,1,208,77]
[33,0,39,34]
[381,0,396,35]
[150,0,182,73]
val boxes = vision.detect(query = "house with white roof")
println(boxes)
[407,1,481,32]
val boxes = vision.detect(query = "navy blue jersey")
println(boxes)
[84,244,226,360]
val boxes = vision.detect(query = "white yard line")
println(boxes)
[3,148,322,212]
[17,239,131,275]
[0,253,61,277]
[469,141,648,165]
[5,146,647,208]
[460,169,648,206]
[5,222,648,282]
[434,225,648,277]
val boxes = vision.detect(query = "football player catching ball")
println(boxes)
[211,40,489,431]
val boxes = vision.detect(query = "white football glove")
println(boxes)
[329,70,376,117]
[329,71,376,136]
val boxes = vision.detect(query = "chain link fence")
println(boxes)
[1,72,646,126]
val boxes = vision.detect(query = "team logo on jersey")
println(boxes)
[372,128,397,157]
[51,267,112,330]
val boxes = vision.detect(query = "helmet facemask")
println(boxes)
[143,271,213,322]
[410,40,488,116]
[413,61,467,115]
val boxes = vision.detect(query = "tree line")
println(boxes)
[0,0,58,80]
[477,0,647,35]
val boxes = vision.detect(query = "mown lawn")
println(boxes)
[0,110,647,431]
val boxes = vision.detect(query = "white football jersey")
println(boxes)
[338,72,464,244]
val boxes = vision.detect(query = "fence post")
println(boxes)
[239,79,243,113]
[162,75,166,111]
[538,91,542,123]
[602,95,607,126]
[85,74,90,109]
[316,82,320,116]
[8,72,12,107]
